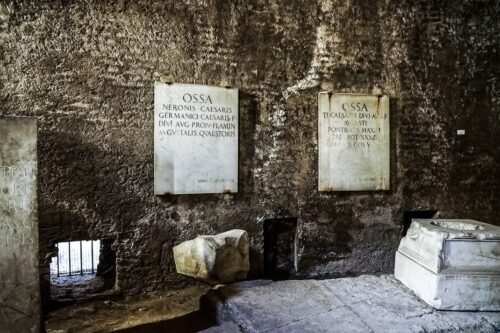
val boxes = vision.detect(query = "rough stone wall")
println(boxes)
[0,0,498,296]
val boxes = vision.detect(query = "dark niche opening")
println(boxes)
[49,238,116,304]
[402,210,437,236]
[264,217,297,280]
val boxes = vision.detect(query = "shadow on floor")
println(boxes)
[115,311,215,333]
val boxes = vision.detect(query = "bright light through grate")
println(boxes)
[50,240,100,276]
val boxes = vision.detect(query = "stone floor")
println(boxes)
[44,275,500,332]
[50,274,108,302]
[201,275,500,333]
[45,285,212,333]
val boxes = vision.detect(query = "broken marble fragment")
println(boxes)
[173,229,250,284]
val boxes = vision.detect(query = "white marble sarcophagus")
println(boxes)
[395,219,500,311]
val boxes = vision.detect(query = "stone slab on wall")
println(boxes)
[0,117,39,333]
[318,93,390,191]
[154,83,238,194]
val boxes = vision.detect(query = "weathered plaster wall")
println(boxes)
[0,0,498,297]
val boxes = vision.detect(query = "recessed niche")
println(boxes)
[264,218,298,280]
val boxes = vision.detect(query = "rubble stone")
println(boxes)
[173,230,250,284]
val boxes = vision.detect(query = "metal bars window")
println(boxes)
[50,240,100,276]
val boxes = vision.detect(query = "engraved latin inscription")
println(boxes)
[154,83,239,195]
[0,117,40,333]
[318,94,390,191]
[0,165,36,248]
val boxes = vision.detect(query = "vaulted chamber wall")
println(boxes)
[0,0,498,296]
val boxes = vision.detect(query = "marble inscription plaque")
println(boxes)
[318,93,389,191]
[0,117,39,333]
[154,83,238,194]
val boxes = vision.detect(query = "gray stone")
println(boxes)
[269,306,371,333]
[200,321,243,333]
[173,229,249,284]
[318,93,390,191]
[395,219,500,310]
[0,117,40,333]
[154,82,239,195]
[202,275,500,333]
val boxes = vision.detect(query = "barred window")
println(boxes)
[50,240,100,276]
